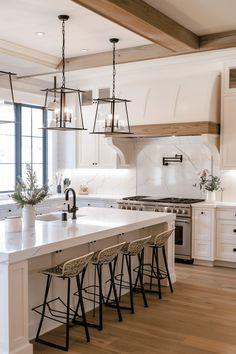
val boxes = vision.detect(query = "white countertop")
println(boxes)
[192,201,236,208]
[0,193,125,208]
[0,207,175,263]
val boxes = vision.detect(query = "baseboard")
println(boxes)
[193,259,214,267]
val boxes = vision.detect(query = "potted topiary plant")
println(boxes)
[11,164,48,229]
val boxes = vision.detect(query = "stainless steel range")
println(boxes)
[117,196,204,260]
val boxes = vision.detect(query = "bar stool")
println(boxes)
[77,242,126,331]
[32,251,94,352]
[107,235,151,314]
[139,228,175,299]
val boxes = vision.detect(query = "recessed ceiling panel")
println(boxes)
[0,0,150,58]
[144,0,236,36]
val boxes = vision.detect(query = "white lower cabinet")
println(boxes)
[192,207,215,261]
[78,199,117,209]
[216,209,236,261]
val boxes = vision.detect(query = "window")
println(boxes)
[0,103,15,192]
[0,103,47,193]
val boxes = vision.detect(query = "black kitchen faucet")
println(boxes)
[65,188,78,220]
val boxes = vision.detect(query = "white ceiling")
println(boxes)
[0,0,236,80]
[145,0,236,35]
[0,0,149,58]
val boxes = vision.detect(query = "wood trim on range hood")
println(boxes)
[112,121,220,138]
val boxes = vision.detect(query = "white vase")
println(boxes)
[22,205,36,229]
[206,190,216,203]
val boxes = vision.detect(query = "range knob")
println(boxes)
[172,208,177,213]
[167,207,172,213]
[178,209,183,214]
[182,209,188,215]
[132,206,137,210]
[139,207,143,211]
[154,208,159,212]
[127,205,131,210]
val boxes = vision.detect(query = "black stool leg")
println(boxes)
[119,254,125,301]
[126,254,134,314]
[36,274,52,341]
[150,247,155,289]
[154,247,162,299]
[73,267,86,322]
[137,250,148,308]
[109,259,123,321]
[97,264,103,330]
[65,277,71,351]
[162,246,173,293]
[76,273,90,342]
[106,256,118,304]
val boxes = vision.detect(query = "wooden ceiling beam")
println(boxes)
[72,0,199,52]
[200,30,236,51]
[60,44,173,71]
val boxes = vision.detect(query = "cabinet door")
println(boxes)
[97,136,117,168]
[77,105,98,167]
[77,105,117,168]
[192,208,214,260]
[221,95,236,169]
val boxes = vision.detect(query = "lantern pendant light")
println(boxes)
[41,15,86,131]
[91,38,132,135]
[0,70,16,124]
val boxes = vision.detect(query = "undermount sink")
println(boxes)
[37,213,61,222]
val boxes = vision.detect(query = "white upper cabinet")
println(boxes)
[220,95,236,169]
[77,104,117,168]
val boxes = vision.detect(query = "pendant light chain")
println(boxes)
[112,41,116,98]
[62,18,66,88]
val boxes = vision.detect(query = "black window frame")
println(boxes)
[0,103,48,193]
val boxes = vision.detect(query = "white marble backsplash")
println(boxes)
[68,168,136,196]
[136,137,215,199]
[60,136,236,202]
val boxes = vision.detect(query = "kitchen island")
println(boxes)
[0,207,175,354]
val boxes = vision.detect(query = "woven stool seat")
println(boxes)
[33,251,94,351]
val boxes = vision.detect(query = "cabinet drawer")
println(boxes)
[216,241,236,261]
[217,209,236,220]
[104,202,117,209]
[217,220,236,238]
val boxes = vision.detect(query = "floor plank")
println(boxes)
[33,264,236,353]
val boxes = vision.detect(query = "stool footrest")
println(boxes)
[32,297,82,325]
[133,264,168,280]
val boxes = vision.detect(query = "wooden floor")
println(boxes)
[33,264,236,354]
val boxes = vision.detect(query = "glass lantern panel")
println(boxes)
[113,100,130,133]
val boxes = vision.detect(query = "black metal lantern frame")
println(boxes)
[0,70,16,124]
[91,38,132,135]
[41,15,86,131]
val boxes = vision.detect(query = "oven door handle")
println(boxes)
[176,219,190,223]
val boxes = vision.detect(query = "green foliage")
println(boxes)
[10,164,48,208]
[198,169,221,192]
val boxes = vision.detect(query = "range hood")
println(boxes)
[116,72,221,138]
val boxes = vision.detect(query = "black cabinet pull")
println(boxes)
[233,248,236,252]
[234,229,236,233]
[201,212,204,215]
